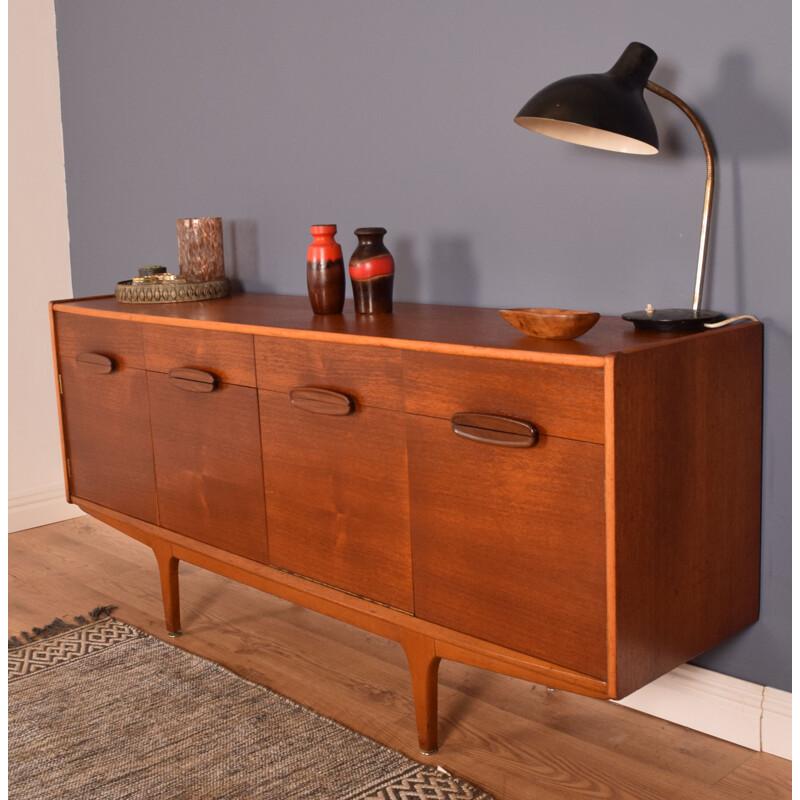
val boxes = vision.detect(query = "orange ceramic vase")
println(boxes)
[306,225,345,315]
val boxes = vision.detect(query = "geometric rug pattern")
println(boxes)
[9,614,493,800]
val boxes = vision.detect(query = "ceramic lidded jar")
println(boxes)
[348,227,394,314]
[306,225,345,315]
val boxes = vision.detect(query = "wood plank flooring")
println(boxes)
[8,516,791,800]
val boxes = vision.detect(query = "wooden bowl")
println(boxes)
[499,307,601,340]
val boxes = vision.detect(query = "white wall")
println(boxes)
[8,0,82,531]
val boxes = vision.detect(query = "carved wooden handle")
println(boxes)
[168,368,217,393]
[290,387,354,416]
[451,413,538,448]
[76,352,115,374]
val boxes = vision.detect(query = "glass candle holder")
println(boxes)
[176,217,225,282]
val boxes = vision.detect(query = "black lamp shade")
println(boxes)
[515,42,660,154]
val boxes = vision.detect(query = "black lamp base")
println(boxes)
[622,308,726,333]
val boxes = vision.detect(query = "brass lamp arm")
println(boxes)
[646,81,716,313]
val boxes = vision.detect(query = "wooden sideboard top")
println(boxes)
[52,293,756,366]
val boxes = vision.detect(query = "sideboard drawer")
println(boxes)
[255,337,404,412]
[143,324,256,387]
[402,351,605,444]
[54,312,145,370]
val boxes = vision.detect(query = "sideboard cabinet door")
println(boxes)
[407,415,607,679]
[55,313,158,524]
[258,390,412,611]
[147,374,268,563]
[254,337,411,611]
[144,326,267,563]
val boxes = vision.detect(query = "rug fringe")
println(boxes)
[8,606,117,648]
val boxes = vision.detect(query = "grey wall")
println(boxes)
[54,0,791,691]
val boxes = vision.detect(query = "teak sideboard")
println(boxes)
[50,293,763,754]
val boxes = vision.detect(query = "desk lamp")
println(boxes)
[514,42,725,332]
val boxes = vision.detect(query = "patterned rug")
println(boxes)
[8,610,492,800]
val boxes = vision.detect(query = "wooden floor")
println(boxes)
[9,516,791,800]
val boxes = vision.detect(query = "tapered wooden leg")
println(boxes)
[152,538,182,636]
[400,632,441,755]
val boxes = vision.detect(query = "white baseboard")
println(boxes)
[8,483,85,532]
[615,663,791,759]
[762,686,792,760]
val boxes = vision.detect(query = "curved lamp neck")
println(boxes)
[646,81,716,313]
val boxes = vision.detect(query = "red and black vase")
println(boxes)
[306,224,345,315]
[349,227,394,314]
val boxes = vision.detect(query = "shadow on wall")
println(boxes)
[613,52,790,160]
[697,52,790,314]
[390,235,478,306]
[430,236,479,306]
[226,219,272,293]
[392,236,422,302]
[393,235,480,306]
[698,52,791,158]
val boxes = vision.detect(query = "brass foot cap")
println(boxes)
[167,631,183,638]
[419,748,438,756]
